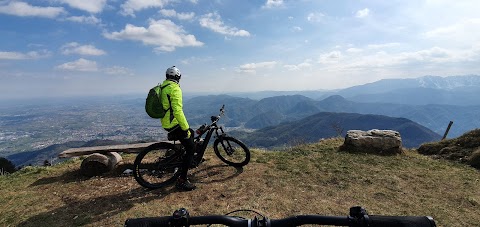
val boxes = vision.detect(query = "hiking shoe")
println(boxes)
[176,178,196,191]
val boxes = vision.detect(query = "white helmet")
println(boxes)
[166,66,181,82]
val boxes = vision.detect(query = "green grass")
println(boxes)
[1,138,479,226]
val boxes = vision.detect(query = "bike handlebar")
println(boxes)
[125,215,248,227]
[195,105,225,137]
[124,207,436,227]
[366,215,436,227]
[211,104,225,124]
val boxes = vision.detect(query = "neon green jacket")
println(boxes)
[160,80,190,131]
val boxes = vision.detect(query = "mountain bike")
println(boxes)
[124,206,436,227]
[133,105,250,189]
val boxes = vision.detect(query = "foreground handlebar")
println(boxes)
[125,213,436,227]
[368,215,436,227]
[125,216,248,227]
[269,215,349,226]
[125,216,170,227]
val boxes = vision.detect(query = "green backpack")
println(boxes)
[145,83,171,119]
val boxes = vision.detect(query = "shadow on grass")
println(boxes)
[189,164,243,184]
[29,163,135,187]
[30,162,244,188]
[29,169,86,186]
[17,187,174,227]
[21,163,245,226]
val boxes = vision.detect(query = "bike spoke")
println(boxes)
[134,147,182,188]
[214,137,250,167]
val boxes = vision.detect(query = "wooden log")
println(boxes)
[58,142,166,158]
[80,152,123,177]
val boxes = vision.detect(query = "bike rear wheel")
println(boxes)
[133,145,182,189]
[214,136,250,167]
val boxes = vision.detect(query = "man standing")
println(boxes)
[160,66,196,191]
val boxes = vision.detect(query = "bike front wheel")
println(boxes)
[133,144,182,189]
[213,136,250,167]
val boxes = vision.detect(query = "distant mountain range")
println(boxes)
[337,75,480,106]
[338,75,480,94]
[232,112,441,148]
[184,93,479,139]
[2,74,479,166]
[224,75,480,106]
[6,111,440,166]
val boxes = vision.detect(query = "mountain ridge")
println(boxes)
[233,112,441,148]
[2,74,479,164]
[182,93,479,138]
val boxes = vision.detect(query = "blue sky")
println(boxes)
[1,0,479,99]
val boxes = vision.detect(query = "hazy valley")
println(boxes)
[1,75,479,166]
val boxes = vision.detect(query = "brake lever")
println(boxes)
[220,105,225,116]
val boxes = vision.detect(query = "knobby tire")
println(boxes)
[213,136,250,167]
[133,145,182,189]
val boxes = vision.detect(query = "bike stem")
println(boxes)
[348,206,370,227]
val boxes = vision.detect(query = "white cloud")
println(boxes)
[104,66,133,76]
[424,18,480,44]
[57,0,107,14]
[174,12,195,21]
[346,48,363,53]
[103,19,203,52]
[121,0,171,17]
[367,43,401,49]
[181,56,214,65]
[263,0,284,9]
[159,9,195,21]
[65,15,102,25]
[354,47,455,67]
[307,12,325,22]
[199,12,250,37]
[61,43,106,56]
[238,61,277,73]
[284,59,312,71]
[159,9,176,17]
[291,26,302,32]
[396,47,465,64]
[318,51,342,64]
[0,50,51,60]
[55,58,98,72]
[315,46,480,75]
[355,8,370,18]
[0,2,65,18]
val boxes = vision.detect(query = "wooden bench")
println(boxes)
[58,142,170,177]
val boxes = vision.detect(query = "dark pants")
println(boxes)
[167,127,195,180]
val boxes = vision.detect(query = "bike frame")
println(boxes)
[133,105,249,189]
[167,111,229,167]
[192,122,228,164]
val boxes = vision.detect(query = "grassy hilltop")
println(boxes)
[1,138,479,226]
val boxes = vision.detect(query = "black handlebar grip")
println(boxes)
[368,215,436,227]
[124,217,171,227]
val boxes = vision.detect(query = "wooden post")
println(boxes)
[442,121,453,140]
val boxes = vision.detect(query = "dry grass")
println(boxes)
[1,138,479,226]
[418,129,480,170]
